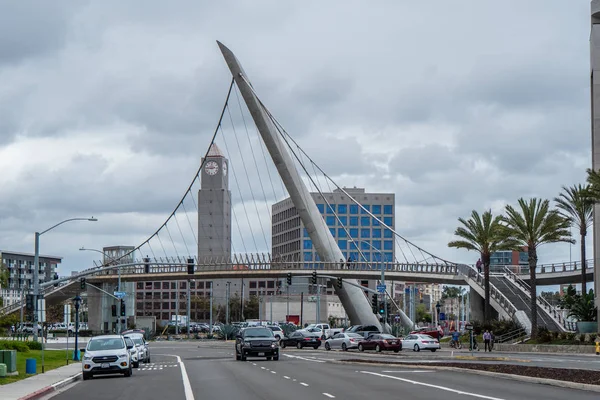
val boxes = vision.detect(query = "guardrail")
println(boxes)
[486,259,594,275]
[502,267,574,332]
[495,327,527,343]
[456,264,518,320]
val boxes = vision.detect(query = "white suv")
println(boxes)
[82,335,133,380]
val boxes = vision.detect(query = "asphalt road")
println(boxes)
[47,342,599,400]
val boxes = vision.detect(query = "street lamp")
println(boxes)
[33,217,98,344]
[435,302,441,327]
[72,296,82,361]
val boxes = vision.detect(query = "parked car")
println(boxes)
[324,333,363,351]
[235,327,279,361]
[402,334,440,352]
[268,326,284,340]
[123,331,150,364]
[410,326,444,340]
[280,331,321,349]
[300,323,341,339]
[81,335,133,380]
[358,334,402,353]
[345,324,381,338]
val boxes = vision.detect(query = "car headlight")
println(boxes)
[83,355,92,361]
[271,342,278,348]
[118,353,128,359]
[243,341,251,346]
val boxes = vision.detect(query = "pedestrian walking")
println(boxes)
[490,331,495,351]
[483,330,492,352]
[476,258,482,274]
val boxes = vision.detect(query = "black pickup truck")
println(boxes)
[235,327,279,361]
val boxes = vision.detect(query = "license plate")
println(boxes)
[258,353,264,356]
[101,363,109,369]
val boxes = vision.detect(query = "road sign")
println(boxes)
[377,284,386,293]
[465,324,473,331]
[113,291,127,299]
[439,312,446,321]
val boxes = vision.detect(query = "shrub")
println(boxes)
[0,340,30,352]
[26,341,42,350]
[579,334,587,343]
[537,327,552,343]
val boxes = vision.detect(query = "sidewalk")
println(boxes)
[0,363,81,400]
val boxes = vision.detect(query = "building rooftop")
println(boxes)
[0,250,63,261]
[206,143,225,158]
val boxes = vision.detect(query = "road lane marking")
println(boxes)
[271,371,276,374]
[381,370,434,373]
[155,354,195,400]
[360,371,505,400]
[283,354,326,363]
[300,382,309,386]
[284,376,290,379]
[323,393,335,398]
[261,366,266,369]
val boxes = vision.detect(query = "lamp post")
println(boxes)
[435,302,441,327]
[73,296,82,361]
[33,217,98,345]
[79,247,123,333]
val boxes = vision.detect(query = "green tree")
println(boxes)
[416,303,432,323]
[500,198,573,338]
[448,210,518,323]
[554,184,593,294]
[243,296,260,320]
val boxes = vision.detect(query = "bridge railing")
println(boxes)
[0,282,69,316]
[502,267,572,332]
[486,259,594,276]
[456,264,518,319]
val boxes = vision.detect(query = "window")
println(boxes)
[304,228,309,237]
[362,252,371,261]
[338,204,347,214]
[372,218,380,226]
[327,204,336,214]
[267,281,275,288]
[137,282,143,290]
[361,228,370,238]
[350,216,359,226]
[361,205,370,214]
[338,239,347,250]
[384,205,393,214]
[304,240,313,249]
[383,216,393,226]
[304,252,313,261]
[162,282,169,289]
[361,241,371,250]
[326,216,336,226]
[329,228,335,236]
[338,228,348,238]
[317,204,325,213]
[372,229,382,238]
[372,240,382,250]
[384,252,393,262]
[350,204,359,214]
[349,228,359,238]
[373,252,382,262]
[361,216,370,226]
[384,241,393,250]
[249,281,257,288]
[384,229,393,238]
[372,205,381,214]
[338,216,347,226]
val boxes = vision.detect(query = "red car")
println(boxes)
[410,327,443,340]
[357,334,402,352]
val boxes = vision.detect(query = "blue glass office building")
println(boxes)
[272,187,395,267]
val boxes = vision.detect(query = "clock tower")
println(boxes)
[198,143,231,263]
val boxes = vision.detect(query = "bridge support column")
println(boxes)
[469,287,485,323]
[87,282,115,334]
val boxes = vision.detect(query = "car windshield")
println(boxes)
[347,333,363,338]
[380,334,396,339]
[88,338,125,351]
[244,328,273,338]
[133,338,144,345]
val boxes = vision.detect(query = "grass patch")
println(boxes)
[0,349,79,385]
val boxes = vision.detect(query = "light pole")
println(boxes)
[79,247,123,333]
[226,281,231,325]
[33,217,97,344]
[73,296,82,361]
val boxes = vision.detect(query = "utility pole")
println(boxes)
[300,292,304,326]
[226,282,230,325]
[209,287,213,336]
[316,283,321,323]
[175,280,179,335]
[286,284,290,323]
[270,292,273,323]
[240,278,245,321]
[186,280,191,339]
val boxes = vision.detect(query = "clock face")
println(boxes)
[205,161,219,175]
[222,161,227,176]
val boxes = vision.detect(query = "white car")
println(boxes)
[122,330,150,364]
[81,335,133,380]
[268,326,284,340]
[324,333,363,351]
[401,334,440,352]
[124,337,140,367]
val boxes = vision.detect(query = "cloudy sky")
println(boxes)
[0,0,593,277]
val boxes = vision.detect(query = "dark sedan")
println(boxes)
[358,333,402,352]
[280,331,321,349]
[235,327,279,361]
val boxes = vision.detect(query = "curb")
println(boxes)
[333,360,600,393]
[17,373,81,400]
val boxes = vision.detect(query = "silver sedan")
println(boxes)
[324,333,363,351]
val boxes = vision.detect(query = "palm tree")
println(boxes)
[554,184,593,294]
[586,168,600,199]
[448,210,517,323]
[500,198,573,339]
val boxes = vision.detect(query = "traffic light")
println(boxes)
[371,294,378,313]
[187,258,194,275]
[144,257,150,274]
[120,300,126,317]
[286,273,292,285]
[53,272,59,287]
[311,270,317,285]
[25,294,34,313]
[379,302,385,314]
[111,305,117,317]
[336,277,343,289]
[419,291,423,303]
[80,277,86,290]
